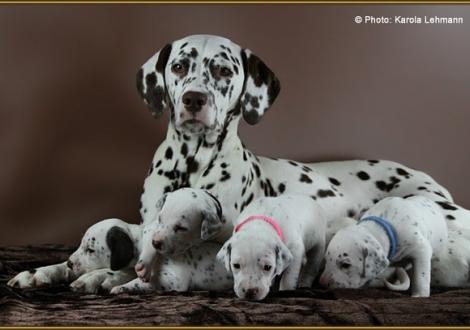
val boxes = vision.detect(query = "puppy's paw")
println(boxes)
[7,270,51,289]
[70,270,108,294]
[110,285,128,295]
[135,262,151,282]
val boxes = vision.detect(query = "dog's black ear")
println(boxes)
[240,49,281,125]
[106,226,135,271]
[136,43,173,118]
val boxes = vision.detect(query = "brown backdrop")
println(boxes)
[0,4,469,245]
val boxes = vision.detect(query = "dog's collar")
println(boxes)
[358,215,398,260]
[234,215,284,242]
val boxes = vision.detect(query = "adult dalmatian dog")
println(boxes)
[8,34,470,292]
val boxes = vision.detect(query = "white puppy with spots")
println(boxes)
[111,188,233,294]
[216,194,326,300]
[320,196,447,297]
[8,218,139,293]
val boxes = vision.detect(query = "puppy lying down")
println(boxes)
[320,196,448,297]
[217,194,327,300]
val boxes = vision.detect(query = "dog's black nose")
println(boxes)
[66,260,74,269]
[182,91,207,113]
[152,240,163,250]
[245,287,259,300]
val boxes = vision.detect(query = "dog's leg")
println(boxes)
[110,277,156,294]
[7,262,74,289]
[410,240,433,297]
[298,242,325,288]
[279,244,305,290]
[70,268,135,293]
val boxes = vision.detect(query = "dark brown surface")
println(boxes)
[0,5,469,246]
[1,245,470,326]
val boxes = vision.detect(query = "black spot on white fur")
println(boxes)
[357,171,370,180]
[300,174,312,183]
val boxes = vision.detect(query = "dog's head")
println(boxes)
[67,219,137,277]
[137,34,280,135]
[148,188,225,256]
[319,226,389,289]
[216,231,292,301]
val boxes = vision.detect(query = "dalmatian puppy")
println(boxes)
[143,187,228,258]
[319,196,448,297]
[325,216,410,290]
[7,218,139,293]
[216,194,326,300]
[109,187,233,294]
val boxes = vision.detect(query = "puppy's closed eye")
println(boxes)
[85,248,95,254]
[173,224,188,232]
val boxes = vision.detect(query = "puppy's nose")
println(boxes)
[182,91,207,113]
[245,287,259,300]
[152,240,163,250]
[66,260,74,269]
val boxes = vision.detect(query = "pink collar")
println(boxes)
[234,215,285,242]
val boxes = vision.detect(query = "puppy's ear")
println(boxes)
[361,246,389,279]
[155,193,169,213]
[200,192,224,241]
[204,191,223,221]
[274,242,293,276]
[136,43,173,118]
[106,226,135,271]
[239,49,281,125]
[216,239,232,272]
[200,210,224,241]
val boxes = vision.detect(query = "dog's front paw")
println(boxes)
[7,270,52,289]
[134,262,151,282]
[110,285,129,295]
[70,270,109,294]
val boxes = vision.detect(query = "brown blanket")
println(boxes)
[1,245,469,326]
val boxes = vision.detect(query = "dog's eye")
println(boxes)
[263,265,272,272]
[340,262,351,270]
[232,263,240,270]
[219,66,233,77]
[173,224,188,232]
[171,63,185,74]
[85,248,95,254]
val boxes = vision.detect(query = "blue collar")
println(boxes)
[358,215,398,260]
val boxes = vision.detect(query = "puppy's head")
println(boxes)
[67,219,136,277]
[216,232,292,301]
[149,188,224,256]
[136,34,280,136]
[319,226,389,289]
